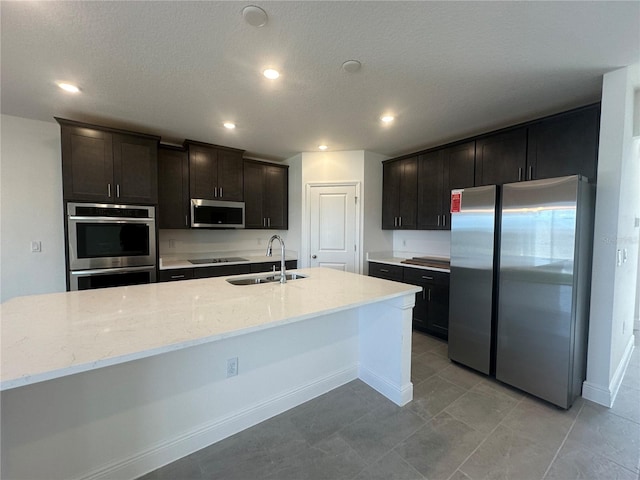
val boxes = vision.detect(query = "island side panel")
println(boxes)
[1,309,360,480]
[357,293,415,406]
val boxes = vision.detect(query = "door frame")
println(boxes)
[303,182,362,273]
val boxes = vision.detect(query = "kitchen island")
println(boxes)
[1,268,420,480]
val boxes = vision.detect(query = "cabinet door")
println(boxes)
[417,150,445,230]
[189,145,217,200]
[243,161,265,228]
[61,126,113,201]
[527,106,599,181]
[475,128,527,186]
[398,157,418,229]
[113,134,158,204]
[158,147,190,228]
[217,149,244,201]
[264,165,288,229]
[442,141,476,229]
[382,161,401,229]
[425,283,450,339]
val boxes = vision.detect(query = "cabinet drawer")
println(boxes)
[251,260,298,273]
[403,267,449,286]
[368,262,403,282]
[193,264,251,279]
[158,268,194,282]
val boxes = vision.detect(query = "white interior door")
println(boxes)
[308,184,359,272]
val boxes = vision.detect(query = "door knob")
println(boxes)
[311,255,317,259]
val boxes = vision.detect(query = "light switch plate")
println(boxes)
[30,241,41,253]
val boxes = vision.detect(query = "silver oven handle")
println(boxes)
[70,265,156,276]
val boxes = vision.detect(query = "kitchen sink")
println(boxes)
[226,273,307,286]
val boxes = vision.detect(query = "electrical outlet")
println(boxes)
[402,239,407,247]
[226,357,238,377]
[30,241,41,253]
[168,239,176,249]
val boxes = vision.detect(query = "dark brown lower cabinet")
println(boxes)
[368,262,449,339]
[159,261,298,282]
[250,260,298,273]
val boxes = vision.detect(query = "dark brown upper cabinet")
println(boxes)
[417,150,445,230]
[417,142,475,230]
[57,118,159,204]
[475,128,527,186]
[527,104,600,182]
[158,145,190,229]
[185,140,244,202]
[244,160,288,229]
[382,156,418,229]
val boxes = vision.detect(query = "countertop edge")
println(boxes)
[368,258,450,273]
[1,270,421,391]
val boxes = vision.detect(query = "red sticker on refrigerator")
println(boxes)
[451,190,463,213]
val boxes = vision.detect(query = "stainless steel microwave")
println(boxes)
[191,199,245,228]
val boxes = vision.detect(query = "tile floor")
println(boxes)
[139,331,640,480]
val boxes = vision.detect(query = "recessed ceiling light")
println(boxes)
[263,68,280,79]
[318,145,328,151]
[380,115,395,124]
[58,82,80,93]
[341,60,362,73]
[242,5,268,27]
[223,122,236,129]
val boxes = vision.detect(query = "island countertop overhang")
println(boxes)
[0,268,420,391]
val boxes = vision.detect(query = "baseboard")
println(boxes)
[610,334,635,404]
[358,365,413,406]
[83,365,358,480]
[582,334,635,407]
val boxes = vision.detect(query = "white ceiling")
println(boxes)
[2,1,638,161]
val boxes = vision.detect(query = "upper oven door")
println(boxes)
[67,203,156,270]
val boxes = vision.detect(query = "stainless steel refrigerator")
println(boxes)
[449,175,594,408]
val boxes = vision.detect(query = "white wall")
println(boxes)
[392,230,452,258]
[584,64,640,407]
[363,151,393,273]
[158,229,290,257]
[0,115,66,302]
[287,150,392,271]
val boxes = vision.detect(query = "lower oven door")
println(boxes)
[70,266,157,291]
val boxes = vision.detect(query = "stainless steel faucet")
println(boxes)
[266,235,286,283]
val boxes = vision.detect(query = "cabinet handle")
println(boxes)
[214,187,218,198]
[422,275,433,280]
[185,215,189,227]
[528,165,533,180]
[428,288,431,302]
[422,288,425,300]
[268,217,271,227]
[108,183,112,198]
[380,268,389,273]
[437,215,440,227]
[442,215,446,227]
[170,274,185,279]
[399,217,402,227]
[518,167,523,181]
[220,187,223,198]
[116,184,120,198]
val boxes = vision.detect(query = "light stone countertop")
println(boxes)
[367,252,450,273]
[0,268,420,391]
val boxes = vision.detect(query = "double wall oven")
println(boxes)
[66,203,156,290]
